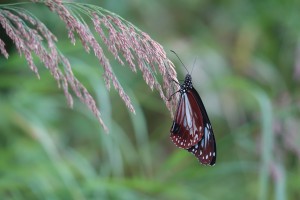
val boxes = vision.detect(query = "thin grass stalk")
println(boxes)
[253,91,273,200]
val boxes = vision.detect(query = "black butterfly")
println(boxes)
[170,52,216,165]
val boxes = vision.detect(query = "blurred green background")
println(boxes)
[1,0,300,199]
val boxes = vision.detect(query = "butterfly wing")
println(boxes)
[170,87,205,149]
[187,88,216,165]
[188,123,216,165]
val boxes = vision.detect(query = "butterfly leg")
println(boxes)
[167,90,180,101]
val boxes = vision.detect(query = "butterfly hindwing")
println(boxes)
[188,122,216,165]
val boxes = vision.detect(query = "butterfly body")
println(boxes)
[170,74,217,166]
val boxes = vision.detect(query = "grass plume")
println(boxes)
[0,0,178,132]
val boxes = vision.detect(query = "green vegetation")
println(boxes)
[0,0,299,199]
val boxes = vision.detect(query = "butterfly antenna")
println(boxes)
[170,50,189,74]
[191,57,197,74]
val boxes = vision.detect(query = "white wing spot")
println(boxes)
[206,155,208,159]
[195,144,198,149]
[209,152,212,156]
[200,150,202,155]
[213,152,215,156]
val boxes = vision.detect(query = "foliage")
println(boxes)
[0,0,300,200]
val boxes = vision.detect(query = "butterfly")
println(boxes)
[169,51,216,166]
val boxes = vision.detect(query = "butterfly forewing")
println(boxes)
[170,88,204,149]
[188,123,216,165]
